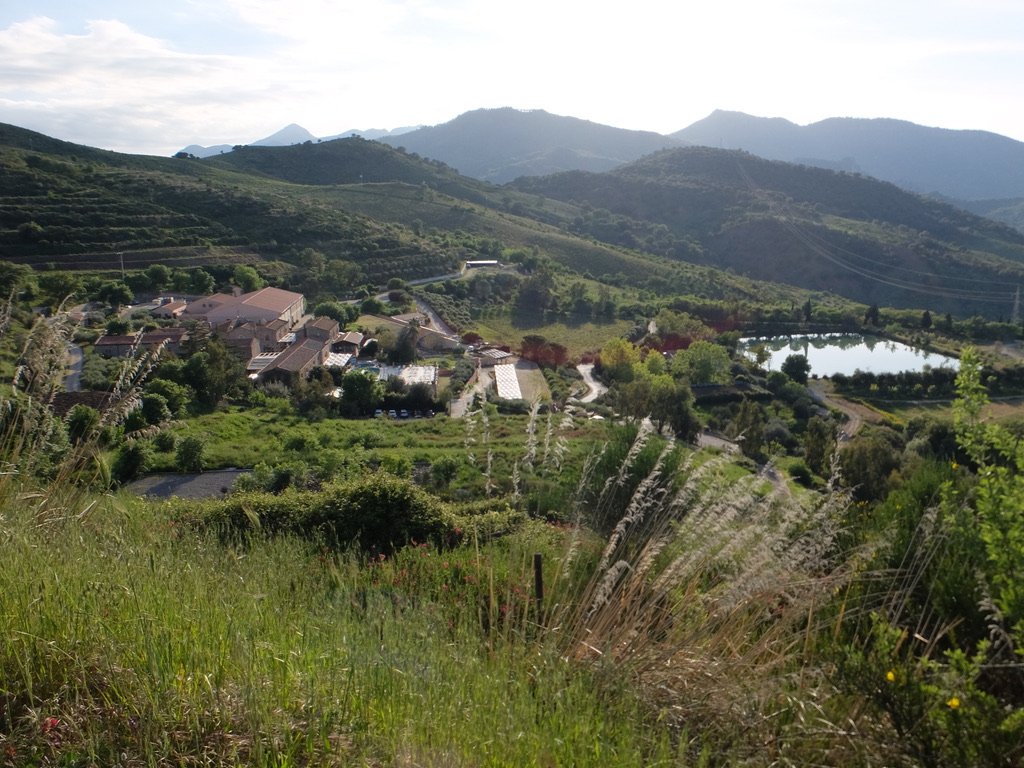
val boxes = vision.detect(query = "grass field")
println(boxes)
[469,314,633,359]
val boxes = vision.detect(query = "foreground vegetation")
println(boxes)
[3,341,1024,764]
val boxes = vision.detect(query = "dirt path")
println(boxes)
[450,368,491,418]
[808,380,880,439]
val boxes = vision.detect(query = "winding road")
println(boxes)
[575,363,608,403]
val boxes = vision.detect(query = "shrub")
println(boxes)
[153,430,177,452]
[787,460,813,486]
[176,435,206,472]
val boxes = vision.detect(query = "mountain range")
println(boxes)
[177,108,1024,216]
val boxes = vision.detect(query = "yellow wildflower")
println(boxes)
[951,461,959,470]
[947,696,961,709]
[886,670,896,683]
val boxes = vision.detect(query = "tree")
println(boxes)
[322,259,363,296]
[182,338,240,408]
[144,378,192,417]
[673,340,732,385]
[361,297,386,315]
[189,268,215,295]
[232,265,264,293]
[145,264,172,292]
[176,435,206,472]
[615,377,652,423]
[313,301,357,324]
[781,353,811,385]
[96,281,133,310]
[140,392,172,426]
[17,220,43,242]
[864,303,880,326]
[65,404,100,445]
[387,325,418,364]
[950,346,1024,633]
[339,369,382,417]
[803,416,836,476]
[839,428,901,501]
[105,317,131,336]
[38,271,84,304]
[599,337,641,383]
[431,455,459,489]
[521,335,568,368]
[802,299,813,323]
[921,310,933,330]
[0,261,36,298]
[648,375,698,438]
[730,398,765,459]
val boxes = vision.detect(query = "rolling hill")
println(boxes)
[0,122,785,305]
[511,146,1024,317]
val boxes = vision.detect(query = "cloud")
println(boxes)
[0,14,325,153]
[1,1,1022,153]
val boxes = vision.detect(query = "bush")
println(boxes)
[176,435,206,472]
[153,430,177,452]
[787,460,813,486]
[112,441,151,484]
[173,473,528,553]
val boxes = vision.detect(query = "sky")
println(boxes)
[1,0,1022,156]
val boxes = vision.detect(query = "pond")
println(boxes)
[739,333,959,377]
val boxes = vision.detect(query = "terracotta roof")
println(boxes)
[95,334,140,346]
[185,288,304,319]
[237,287,304,314]
[144,327,189,341]
[262,338,325,374]
[307,316,338,331]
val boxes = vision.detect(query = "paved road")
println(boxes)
[64,343,84,392]
[575,363,608,403]
[414,297,458,338]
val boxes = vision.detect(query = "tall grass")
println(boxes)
[0,499,685,766]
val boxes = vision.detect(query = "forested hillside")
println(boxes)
[512,147,1024,317]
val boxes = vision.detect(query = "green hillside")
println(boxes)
[8,122,1024,317]
[512,147,1024,317]
[0,123,810,307]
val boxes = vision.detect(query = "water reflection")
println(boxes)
[740,333,959,377]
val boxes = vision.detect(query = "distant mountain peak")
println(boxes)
[251,124,317,146]
[379,107,685,183]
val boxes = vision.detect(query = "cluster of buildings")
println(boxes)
[94,287,384,387]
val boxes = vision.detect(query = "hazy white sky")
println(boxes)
[1,0,1022,155]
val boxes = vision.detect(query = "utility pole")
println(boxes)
[1013,286,1021,327]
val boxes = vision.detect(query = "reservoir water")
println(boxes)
[740,333,959,377]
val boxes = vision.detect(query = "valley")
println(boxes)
[2,117,1024,766]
